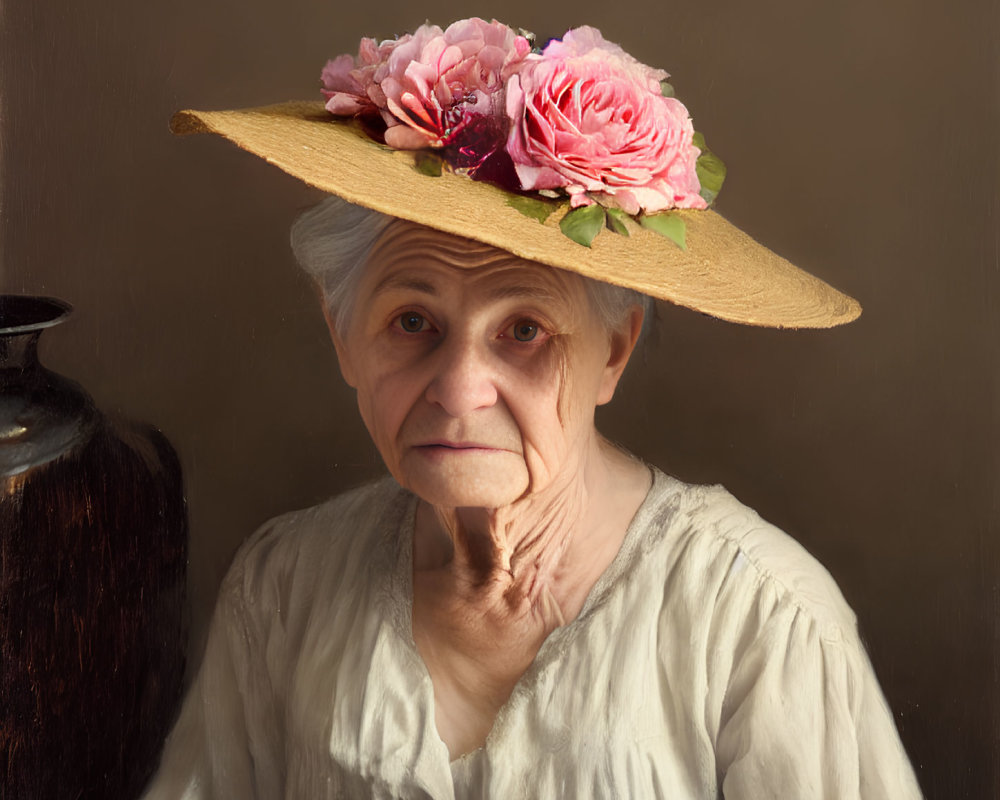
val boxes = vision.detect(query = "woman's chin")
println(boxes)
[398,451,529,509]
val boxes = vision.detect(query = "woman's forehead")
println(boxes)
[361,220,584,300]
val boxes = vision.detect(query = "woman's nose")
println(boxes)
[424,336,498,417]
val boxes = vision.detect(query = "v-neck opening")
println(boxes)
[384,467,678,766]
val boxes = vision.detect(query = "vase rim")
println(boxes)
[0,295,73,336]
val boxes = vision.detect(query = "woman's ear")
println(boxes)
[597,305,645,406]
[323,309,358,389]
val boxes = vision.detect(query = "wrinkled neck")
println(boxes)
[443,481,585,601]
[413,435,633,627]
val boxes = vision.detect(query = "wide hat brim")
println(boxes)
[171,101,861,329]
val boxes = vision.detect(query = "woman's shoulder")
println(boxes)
[641,469,857,633]
[638,474,925,797]
[221,476,412,605]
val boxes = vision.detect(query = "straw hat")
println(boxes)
[170,22,860,329]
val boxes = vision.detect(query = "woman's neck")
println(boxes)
[410,436,651,759]
[413,435,651,631]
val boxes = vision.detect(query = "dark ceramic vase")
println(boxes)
[0,296,188,800]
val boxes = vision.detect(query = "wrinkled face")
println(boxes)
[332,222,638,509]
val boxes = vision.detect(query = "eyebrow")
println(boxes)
[371,269,566,306]
[370,273,439,298]
[483,282,563,305]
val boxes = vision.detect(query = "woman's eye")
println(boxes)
[506,319,543,342]
[396,312,428,333]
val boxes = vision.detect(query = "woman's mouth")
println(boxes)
[414,440,501,453]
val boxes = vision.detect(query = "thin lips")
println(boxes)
[402,419,523,452]
[415,440,503,450]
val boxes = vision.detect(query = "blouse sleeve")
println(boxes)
[713,561,923,799]
[142,526,286,800]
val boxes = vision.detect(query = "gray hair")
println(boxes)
[290,195,653,339]
[291,197,392,338]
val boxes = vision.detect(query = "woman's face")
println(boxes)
[332,223,640,509]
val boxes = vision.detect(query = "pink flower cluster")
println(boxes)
[323,19,707,215]
[323,18,529,151]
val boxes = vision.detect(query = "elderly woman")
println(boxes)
[147,19,921,799]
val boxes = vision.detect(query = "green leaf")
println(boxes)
[692,131,726,206]
[559,204,605,247]
[660,80,676,98]
[414,151,443,177]
[639,212,687,250]
[506,194,557,224]
[605,207,631,236]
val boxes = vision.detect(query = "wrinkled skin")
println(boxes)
[331,220,650,758]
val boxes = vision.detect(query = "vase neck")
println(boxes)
[0,331,41,372]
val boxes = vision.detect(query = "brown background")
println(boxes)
[2,0,997,796]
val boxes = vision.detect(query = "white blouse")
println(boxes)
[144,470,923,799]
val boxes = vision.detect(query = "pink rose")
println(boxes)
[505,26,706,214]
[322,18,530,152]
[380,18,529,149]
[321,36,401,117]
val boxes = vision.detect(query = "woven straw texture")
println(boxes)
[171,101,861,329]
